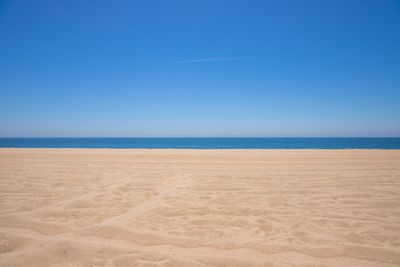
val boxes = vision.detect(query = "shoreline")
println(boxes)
[1,147,400,150]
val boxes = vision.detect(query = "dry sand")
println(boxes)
[0,149,399,267]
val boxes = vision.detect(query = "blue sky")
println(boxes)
[0,0,399,137]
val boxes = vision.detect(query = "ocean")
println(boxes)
[0,138,399,149]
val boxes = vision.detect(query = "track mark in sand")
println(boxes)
[10,173,134,216]
[104,174,192,224]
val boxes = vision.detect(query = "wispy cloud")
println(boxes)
[174,57,239,63]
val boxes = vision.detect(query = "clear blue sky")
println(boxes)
[1,0,399,137]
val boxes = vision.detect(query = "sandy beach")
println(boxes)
[0,149,399,267]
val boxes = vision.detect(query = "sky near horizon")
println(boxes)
[0,0,399,137]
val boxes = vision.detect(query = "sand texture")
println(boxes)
[0,149,400,267]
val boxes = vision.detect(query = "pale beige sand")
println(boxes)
[0,149,400,267]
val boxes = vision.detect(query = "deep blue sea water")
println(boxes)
[0,138,399,149]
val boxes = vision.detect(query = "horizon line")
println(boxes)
[1,136,399,139]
